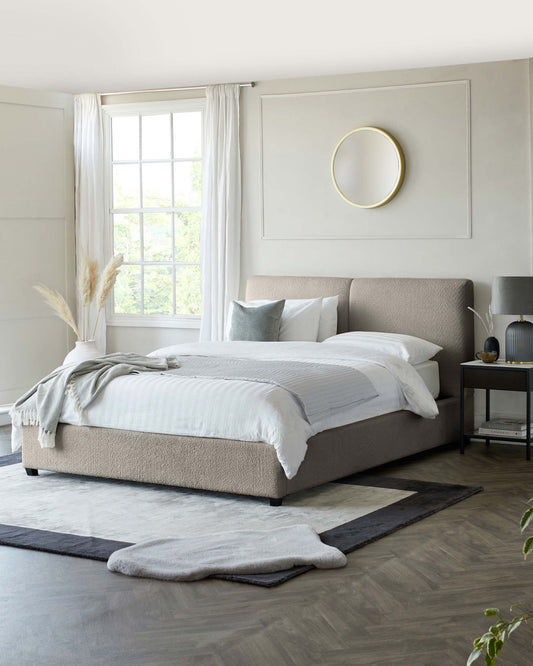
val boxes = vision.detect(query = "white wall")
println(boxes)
[240,59,532,422]
[105,58,533,424]
[0,84,75,404]
[241,59,531,291]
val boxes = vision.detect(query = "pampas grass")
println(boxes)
[468,305,494,337]
[34,253,123,344]
[92,254,124,339]
[79,254,99,306]
[34,284,81,340]
[79,254,99,340]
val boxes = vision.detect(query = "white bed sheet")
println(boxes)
[57,341,438,479]
[413,360,439,399]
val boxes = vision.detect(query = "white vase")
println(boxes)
[63,340,101,366]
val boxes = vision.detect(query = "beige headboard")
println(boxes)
[246,275,474,399]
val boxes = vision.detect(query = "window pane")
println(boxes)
[112,115,139,161]
[175,264,201,315]
[113,164,140,208]
[114,264,142,314]
[113,214,140,262]
[174,161,201,207]
[175,211,200,263]
[142,162,171,208]
[144,213,172,261]
[144,266,172,314]
[142,114,171,160]
[173,112,202,158]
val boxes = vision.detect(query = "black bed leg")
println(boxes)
[269,498,283,507]
[25,468,38,476]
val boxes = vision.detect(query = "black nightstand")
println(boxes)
[460,360,533,460]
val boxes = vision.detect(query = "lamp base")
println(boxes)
[505,319,533,363]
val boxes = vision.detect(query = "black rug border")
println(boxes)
[0,454,482,587]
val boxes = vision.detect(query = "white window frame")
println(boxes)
[102,98,205,329]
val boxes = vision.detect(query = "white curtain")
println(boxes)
[199,84,242,341]
[73,94,107,352]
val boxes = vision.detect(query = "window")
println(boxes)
[104,100,203,327]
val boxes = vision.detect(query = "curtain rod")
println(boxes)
[99,82,254,97]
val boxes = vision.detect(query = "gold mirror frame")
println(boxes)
[331,126,405,209]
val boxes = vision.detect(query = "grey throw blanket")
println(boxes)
[107,524,347,581]
[10,353,179,449]
[171,355,378,424]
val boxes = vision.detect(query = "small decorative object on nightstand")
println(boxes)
[491,276,533,364]
[475,351,497,363]
[467,305,499,360]
[460,360,533,461]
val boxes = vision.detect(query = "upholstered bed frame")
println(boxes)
[21,276,474,504]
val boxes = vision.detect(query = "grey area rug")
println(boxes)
[0,453,482,586]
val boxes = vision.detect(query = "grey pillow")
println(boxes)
[228,300,285,341]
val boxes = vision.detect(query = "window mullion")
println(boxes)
[139,114,145,315]
[170,112,176,316]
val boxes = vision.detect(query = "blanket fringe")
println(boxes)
[38,427,56,448]
[9,408,39,428]
[10,408,56,448]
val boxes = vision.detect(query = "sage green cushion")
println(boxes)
[228,300,285,341]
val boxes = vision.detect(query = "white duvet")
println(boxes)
[47,341,439,479]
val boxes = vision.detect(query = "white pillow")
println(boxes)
[322,331,443,364]
[317,295,339,341]
[227,296,338,342]
[227,298,323,341]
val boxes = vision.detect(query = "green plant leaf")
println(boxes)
[485,608,499,617]
[467,647,483,666]
[487,637,496,657]
[508,617,525,635]
[520,506,533,533]
[484,652,495,666]
[494,639,504,655]
[523,536,533,559]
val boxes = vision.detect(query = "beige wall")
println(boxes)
[0,84,75,404]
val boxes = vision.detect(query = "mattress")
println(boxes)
[413,360,440,399]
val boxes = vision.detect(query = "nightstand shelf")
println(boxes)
[460,360,533,460]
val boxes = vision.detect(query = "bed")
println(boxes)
[20,276,474,504]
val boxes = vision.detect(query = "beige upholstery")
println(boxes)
[349,278,474,398]
[22,276,474,500]
[22,426,285,497]
[22,397,460,499]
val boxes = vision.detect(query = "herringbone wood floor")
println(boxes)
[1,442,533,666]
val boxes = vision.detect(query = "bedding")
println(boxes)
[167,355,378,423]
[10,354,178,451]
[19,341,439,480]
[317,296,339,341]
[228,300,285,341]
[323,331,443,364]
[413,360,440,399]
[228,296,338,342]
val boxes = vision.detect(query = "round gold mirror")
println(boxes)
[331,127,405,209]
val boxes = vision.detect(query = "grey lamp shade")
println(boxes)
[491,277,533,315]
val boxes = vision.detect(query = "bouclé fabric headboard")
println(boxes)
[245,275,474,399]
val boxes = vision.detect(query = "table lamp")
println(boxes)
[491,276,533,363]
